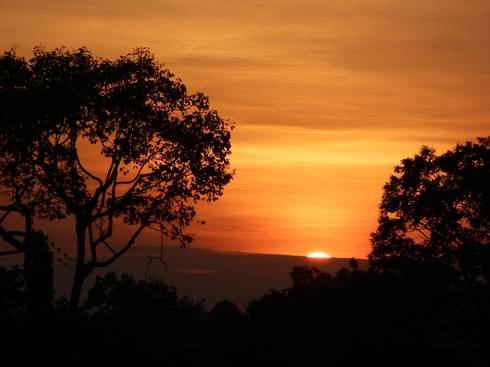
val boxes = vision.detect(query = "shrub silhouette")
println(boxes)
[0,266,25,318]
[246,264,488,364]
[82,272,207,363]
[86,272,205,322]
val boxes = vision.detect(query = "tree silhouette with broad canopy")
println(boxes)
[369,137,489,289]
[0,47,234,307]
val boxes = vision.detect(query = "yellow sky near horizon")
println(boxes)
[1,0,489,257]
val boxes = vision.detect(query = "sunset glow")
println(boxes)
[1,0,488,258]
[307,252,332,259]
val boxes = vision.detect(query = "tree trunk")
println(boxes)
[70,266,85,309]
[70,217,87,308]
[23,231,53,313]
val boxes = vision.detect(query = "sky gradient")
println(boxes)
[1,0,489,257]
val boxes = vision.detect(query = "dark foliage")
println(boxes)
[85,272,205,324]
[0,46,234,307]
[0,266,25,317]
[370,137,490,290]
[0,263,488,365]
[245,265,489,365]
[369,137,490,327]
[23,231,53,313]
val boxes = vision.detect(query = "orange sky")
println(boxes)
[1,0,489,257]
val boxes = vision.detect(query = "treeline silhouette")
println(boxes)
[0,259,488,365]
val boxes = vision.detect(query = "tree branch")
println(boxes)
[7,230,27,237]
[0,205,23,213]
[34,157,75,211]
[75,149,103,187]
[0,209,11,224]
[94,223,145,268]
[0,225,25,250]
[115,153,155,187]
[92,213,114,247]
[0,249,23,256]
[88,222,97,264]
[101,239,117,256]
[92,155,121,216]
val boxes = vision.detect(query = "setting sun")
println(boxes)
[307,251,332,259]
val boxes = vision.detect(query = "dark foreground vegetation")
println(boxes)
[1,261,488,365]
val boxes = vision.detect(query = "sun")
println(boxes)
[307,251,332,259]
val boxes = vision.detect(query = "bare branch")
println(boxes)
[75,149,103,187]
[92,155,121,216]
[7,230,27,237]
[101,240,116,256]
[88,222,97,264]
[94,223,145,268]
[0,205,23,213]
[92,213,114,246]
[115,152,156,187]
[118,165,148,188]
[0,225,25,250]
[0,209,11,224]
[103,159,117,188]
[409,225,430,241]
[0,249,23,256]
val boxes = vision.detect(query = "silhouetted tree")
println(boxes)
[290,265,332,294]
[348,257,359,271]
[85,272,205,320]
[83,272,206,363]
[245,264,487,365]
[208,300,244,363]
[370,137,490,290]
[0,47,234,307]
[209,300,242,331]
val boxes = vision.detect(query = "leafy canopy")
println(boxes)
[0,46,234,263]
[369,137,490,285]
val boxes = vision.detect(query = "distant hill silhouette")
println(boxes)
[2,247,367,308]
